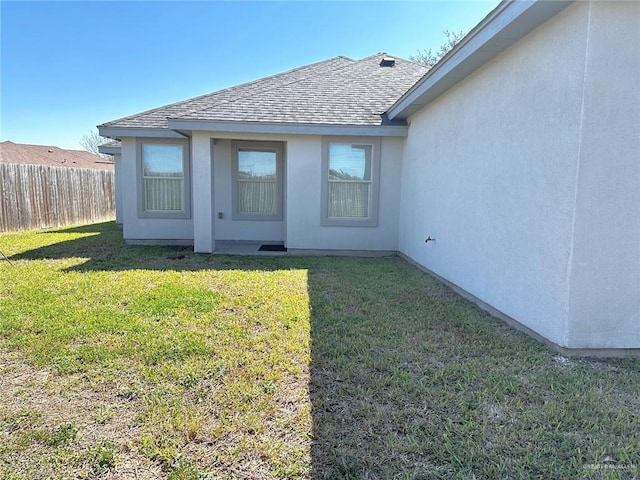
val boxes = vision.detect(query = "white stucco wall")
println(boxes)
[120,130,401,251]
[119,137,194,243]
[211,137,285,243]
[191,131,289,246]
[399,2,593,347]
[192,133,215,252]
[566,1,640,348]
[189,131,401,252]
[112,153,123,225]
[286,136,403,251]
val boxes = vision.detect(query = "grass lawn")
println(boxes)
[0,222,638,480]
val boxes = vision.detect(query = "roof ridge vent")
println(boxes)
[380,56,395,67]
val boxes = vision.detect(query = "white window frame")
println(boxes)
[137,138,191,219]
[231,141,284,221]
[321,136,381,227]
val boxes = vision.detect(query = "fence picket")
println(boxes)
[0,163,115,232]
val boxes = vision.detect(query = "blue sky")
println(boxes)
[1,1,497,150]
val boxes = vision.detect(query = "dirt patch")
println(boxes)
[0,350,161,479]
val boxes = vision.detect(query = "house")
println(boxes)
[99,54,428,249]
[98,0,639,355]
[0,141,114,171]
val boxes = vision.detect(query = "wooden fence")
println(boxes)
[0,163,115,232]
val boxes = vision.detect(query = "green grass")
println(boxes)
[0,221,638,479]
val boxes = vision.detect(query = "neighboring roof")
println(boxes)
[0,141,114,170]
[388,0,573,120]
[99,54,429,136]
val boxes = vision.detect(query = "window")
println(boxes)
[232,141,283,221]
[138,140,190,218]
[328,144,372,218]
[321,137,380,226]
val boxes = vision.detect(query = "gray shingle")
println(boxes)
[100,54,428,130]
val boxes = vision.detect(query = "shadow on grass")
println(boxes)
[8,222,194,271]
[6,222,640,479]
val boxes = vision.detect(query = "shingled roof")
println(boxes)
[0,141,114,170]
[99,54,429,131]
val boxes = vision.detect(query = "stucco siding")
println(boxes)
[566,1,640,348]
[212,138,285,243]
[112,153,123,225]
[120,137,194,242]
[285,136,322,248]
[188,132,400,251]
[399,2,592,346]
[192,133,215,252]
[286,136,402,251]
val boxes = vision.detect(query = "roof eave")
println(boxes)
[387,0,574,120]
[98,145,121,155]
[167,119,410,137]
[97,126,188,140]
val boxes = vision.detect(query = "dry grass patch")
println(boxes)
[0,351,161,479]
